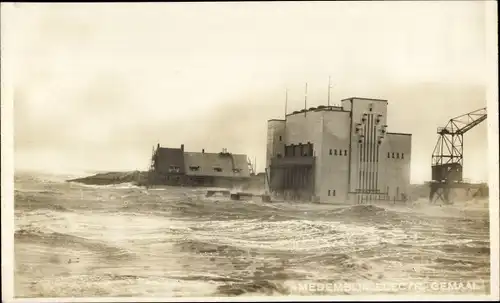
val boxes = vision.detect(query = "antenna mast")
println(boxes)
[284,88,288,119]
[328,76,332,107]
[304,82,308,117]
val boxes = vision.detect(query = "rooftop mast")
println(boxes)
[327,76,332,107]
[284,88,288,118]
[304,82,308,117]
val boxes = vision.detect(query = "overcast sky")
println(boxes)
[5,1,494,183]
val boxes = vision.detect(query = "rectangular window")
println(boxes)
[344,150,347,156]
[189,166,200,171]
[329,149,332,155]
[387,152,390,158]
[279,136,282,141]
[402,153,404,159]
[334,149,337,156]
[396,153,400,159]
[213,167,223,172]
[169,165,180,173]
[328,190,331,196]
[392,152,394,158]
[333,190,336,196]
[232,168,242,173]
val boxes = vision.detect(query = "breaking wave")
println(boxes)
[15,226,136,261]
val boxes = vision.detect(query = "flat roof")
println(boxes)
[341,97,388,103]
[285,106,348,117]
[267,119,286,122]
[387,132,412,136]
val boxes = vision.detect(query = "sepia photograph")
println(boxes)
[1,1,498,302]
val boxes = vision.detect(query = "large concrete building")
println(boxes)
[265,97,412,204]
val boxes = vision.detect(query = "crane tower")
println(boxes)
[429,107,487,204]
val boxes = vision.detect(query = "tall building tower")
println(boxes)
[266,97,412,204]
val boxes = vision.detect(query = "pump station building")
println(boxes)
[265,97,412,204]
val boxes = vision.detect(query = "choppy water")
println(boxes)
[14,172,491,298]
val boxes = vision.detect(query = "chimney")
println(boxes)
[202,149,205,153]
[181,144,184,152]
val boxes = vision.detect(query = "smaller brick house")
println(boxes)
[148,144,252,188]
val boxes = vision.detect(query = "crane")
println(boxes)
[429,107,487,204]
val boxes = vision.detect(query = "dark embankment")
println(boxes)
[66,172,487,203]
[67,171,148,186]
[66,171,266,190]
[408,183,489,201]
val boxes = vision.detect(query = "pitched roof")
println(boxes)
[183,152,250,178]
[154,147,185,174]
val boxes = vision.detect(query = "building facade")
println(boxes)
[148,144,252,188]
[265,97,412,204]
